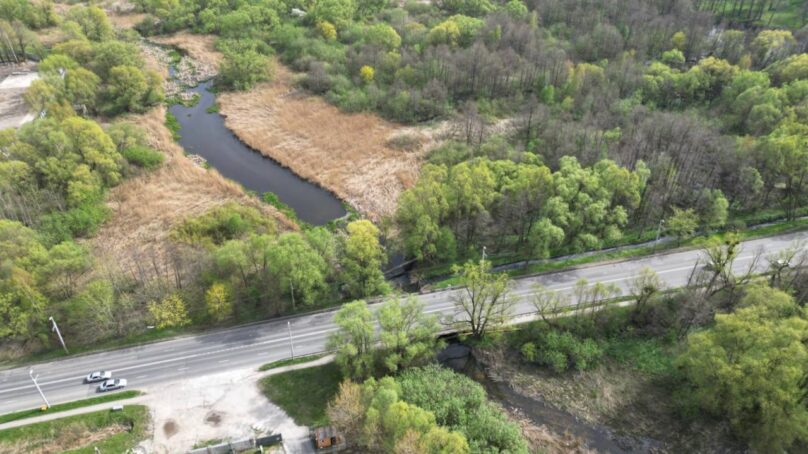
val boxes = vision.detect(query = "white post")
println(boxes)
[481,246,487,262]
[49,316,68,354]
[287,321,295,359]
[655,219,666,244]
[29,369,50,409]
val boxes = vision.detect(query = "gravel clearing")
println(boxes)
[137,367,313,454]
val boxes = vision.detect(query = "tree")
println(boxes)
[666,207,698,242]
[310,0,356,28]
[36,241,92,299]
[328,300,375,379]
[148,293,191,329]
[676,285,808,451]
[65,5,113,41]
[397,365,527,453]
[218,50,270,91]
[377,296,441,373]
[451,260,513,338]
[629,267,665,313]
[695,189,728,230]
[328,375,470,453]
[205,282,233,322]
[269,232,328,308]
[340,220,389,298]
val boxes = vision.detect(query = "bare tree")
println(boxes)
[629,267,666,314]
[530,284,569,326]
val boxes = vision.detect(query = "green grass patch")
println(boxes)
[165,111,181,141]
[0,405,149,453]
[259,362,342,427]
[166,93,201,108]
[193,438,225,449]
[604,337,675,376]
[0,391,142,425]
[258,353,328,371]
[206,102,220,113]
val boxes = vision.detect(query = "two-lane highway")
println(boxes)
[1,231,805,414]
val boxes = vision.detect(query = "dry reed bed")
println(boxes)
[91,106,295,271]
[218,62,428,220]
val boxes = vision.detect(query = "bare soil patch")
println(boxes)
[163,420,178,438]
[218,62,433,219]
[477,346,741,452]
[90,106,296,273]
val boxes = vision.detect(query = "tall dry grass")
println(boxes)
[90,106,295,272]
[218,61,436,220]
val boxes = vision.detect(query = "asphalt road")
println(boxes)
[1,231,806,415]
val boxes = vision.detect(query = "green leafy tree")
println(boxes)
[451,260,513,338]
[340,220,389,298]
[205,282,233,322]
[666,207,698,242]
[148,293,191,329]
[65,5,113,41]
[310,0,356,28]
[218,50,271,91]
[377,296,441,373]
[397,365,528,453]
[328,300,376,379]
[269,232,328,308]
[36,241,92,299]
[676,285,808,451]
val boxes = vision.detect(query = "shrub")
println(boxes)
[122,146,164,170]
[520,330,604,373]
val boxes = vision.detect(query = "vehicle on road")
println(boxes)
[98,378,127,392]
[85,370,112,383]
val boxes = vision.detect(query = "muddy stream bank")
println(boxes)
[438,343,664,453]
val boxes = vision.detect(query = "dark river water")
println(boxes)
[169,81,346,225]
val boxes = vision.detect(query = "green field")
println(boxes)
[0,405,149,453]
[259,362,342,427]
[0,391,142,425]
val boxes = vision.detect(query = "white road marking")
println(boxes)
[0,327,339,395]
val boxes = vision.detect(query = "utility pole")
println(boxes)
[290,281,296,311]
[287,321,295,359]
[49,316,68,354]
[29,369,50,409]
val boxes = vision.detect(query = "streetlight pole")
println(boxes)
[655,219,666,245]
[287,321,295,360]
[49,316,68,354]
[29,369,50,409]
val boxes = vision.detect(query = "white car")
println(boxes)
[85,371,112,383]
[98,378,127,392]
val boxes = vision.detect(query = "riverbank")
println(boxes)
[472,343,743,452]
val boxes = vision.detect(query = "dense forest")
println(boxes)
[130,0,808,266]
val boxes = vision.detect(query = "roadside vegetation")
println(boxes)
[470,236,808,451]
[0,390,142,424]
[0,404,149,453]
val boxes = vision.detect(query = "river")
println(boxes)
[168,81,346,225]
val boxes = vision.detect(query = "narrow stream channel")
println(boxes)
[169,81,347,225]
[439,343,663,453]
